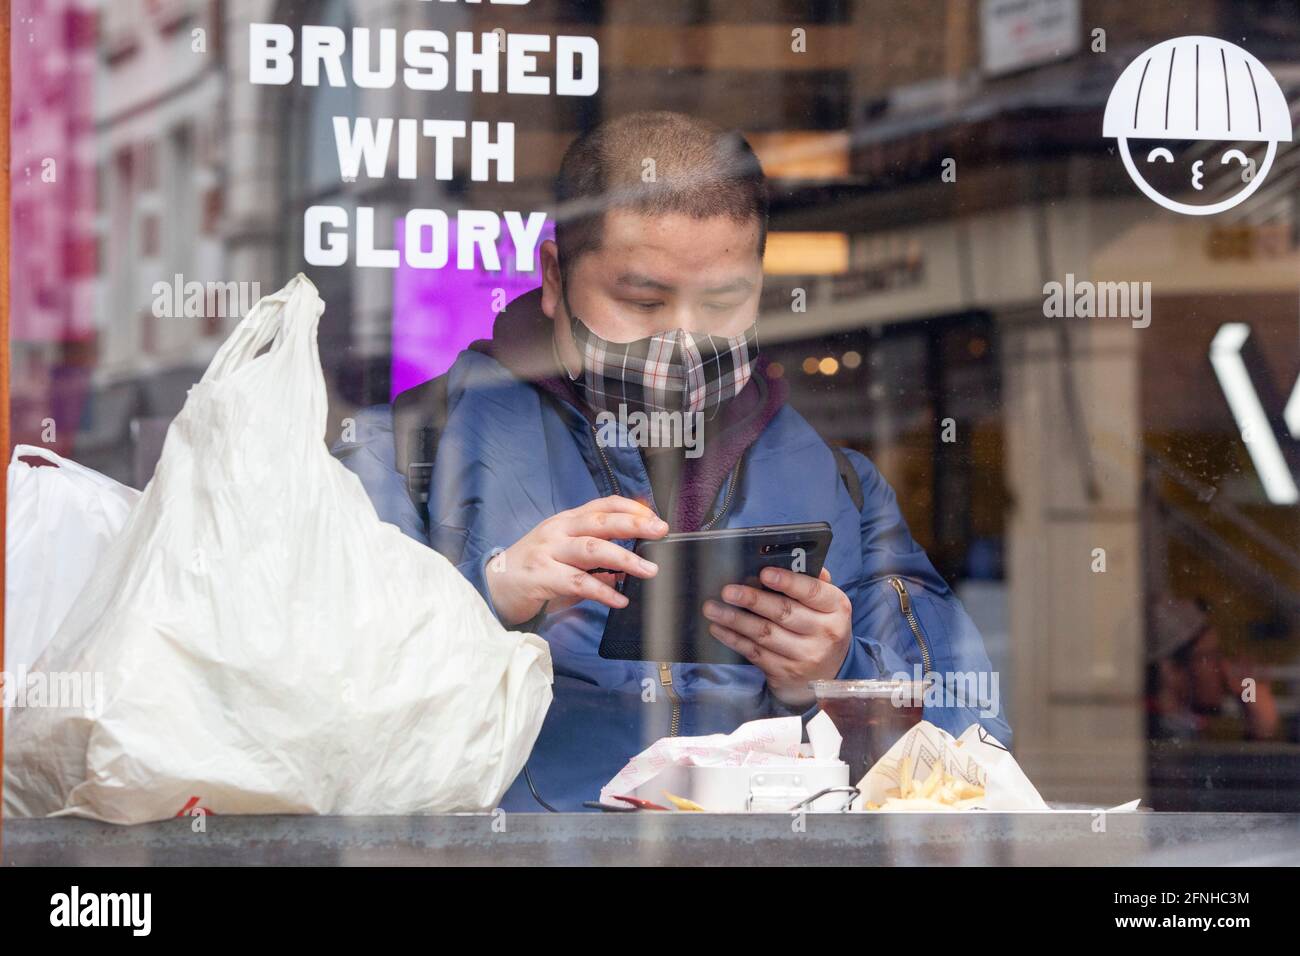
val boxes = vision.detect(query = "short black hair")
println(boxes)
[554,111,769,279]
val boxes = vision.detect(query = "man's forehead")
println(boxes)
[583,210,762,284]
[599,210,759,261]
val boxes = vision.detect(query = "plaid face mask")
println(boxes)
[567,309,759,417]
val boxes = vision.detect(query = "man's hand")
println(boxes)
[486,496,668,628]
[702,566,852,707]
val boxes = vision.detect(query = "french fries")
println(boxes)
[866,757,985,811]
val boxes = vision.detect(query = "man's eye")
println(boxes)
[1146,147,1175,163]
[703,301,738,312]
[627,301,662,312]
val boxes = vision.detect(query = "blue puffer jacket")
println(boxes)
[334,290,1011,811]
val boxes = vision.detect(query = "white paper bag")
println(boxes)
[3,274,553,823]
[4,445,139,689]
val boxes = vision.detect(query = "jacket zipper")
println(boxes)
[591,426,686,736]
[590,427,745,737]
[700,454,744,531]
[658,661,682,736]
[592,429,622,498]
[888,577,934,674]
[667,451,741,733]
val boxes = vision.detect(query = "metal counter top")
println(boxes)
[6,811,1299,866]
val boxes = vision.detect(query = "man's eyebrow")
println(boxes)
[615,272,675,292]
[701,277,755,295]
[612,273,756,295]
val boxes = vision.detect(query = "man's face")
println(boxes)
[542,210,763,372]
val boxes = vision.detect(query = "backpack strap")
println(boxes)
[829,442,865,513]
[392,374,450,526]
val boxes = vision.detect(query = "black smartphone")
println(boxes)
[597,522,833,664]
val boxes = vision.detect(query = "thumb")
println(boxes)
[819,567,833,584]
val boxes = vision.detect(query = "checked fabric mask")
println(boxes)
[566,310,759,417]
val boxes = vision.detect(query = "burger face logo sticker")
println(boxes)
[1103,36,1293,216]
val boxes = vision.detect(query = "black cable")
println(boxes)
[523,764,559,812]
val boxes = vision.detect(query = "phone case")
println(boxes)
[598,522,832,664]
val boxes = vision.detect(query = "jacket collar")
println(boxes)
[470,287,788,531]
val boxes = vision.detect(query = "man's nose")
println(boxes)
[669,302,717,335]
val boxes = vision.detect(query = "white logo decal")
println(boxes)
[1103,36,1292,215]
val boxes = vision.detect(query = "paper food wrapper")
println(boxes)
[600,715,843,807]
[603,716,1138,813]
[854,721,1138,812]
[852,721,1045,811]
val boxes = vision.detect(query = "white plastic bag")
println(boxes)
[4,445,139,690]
[4,274,553,823]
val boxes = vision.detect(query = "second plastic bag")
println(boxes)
[4,445,139,688]
[4,274,553,823]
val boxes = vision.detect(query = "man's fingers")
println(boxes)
[564,511,669,541]
[718,584,819,635]
[708,623,761,665]
[758,565,845,613]
[558,536,657,577]
[701,601,803,659]
[707,625,801,691]
[570,495,658,519]
[551,561,628,609]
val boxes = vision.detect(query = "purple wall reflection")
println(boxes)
[390,218,554,399]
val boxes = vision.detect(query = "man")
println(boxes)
[1147,595,1279,742]
[336,110,1010,810]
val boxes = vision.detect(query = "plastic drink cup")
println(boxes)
[811,679,927,781]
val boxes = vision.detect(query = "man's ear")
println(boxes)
[539,239,562,321]
[541,239,582,379]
